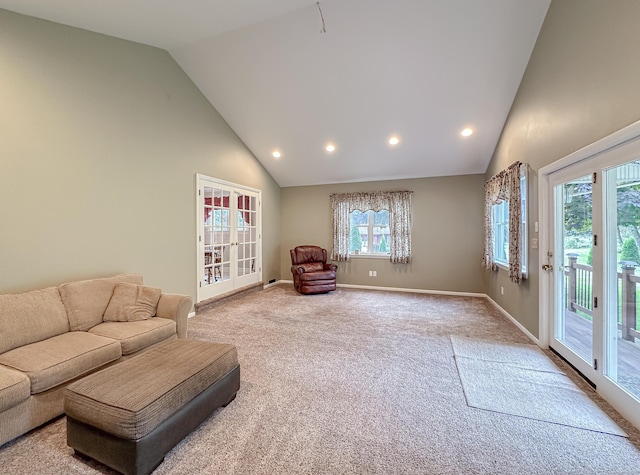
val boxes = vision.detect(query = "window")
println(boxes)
[490,171,527,275]
[349,209,390,255]
[330,191,412,263]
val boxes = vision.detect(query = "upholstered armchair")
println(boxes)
[290,245,338,295]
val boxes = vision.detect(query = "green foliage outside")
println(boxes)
[350,225,362,252]
[378,235,388,253]
[620,237,640,264]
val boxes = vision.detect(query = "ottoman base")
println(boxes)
[67,365,239,475]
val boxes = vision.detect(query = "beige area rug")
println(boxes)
[1,285,640,474]
[451,336,627,437]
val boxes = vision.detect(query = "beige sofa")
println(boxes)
[0,273,192,447]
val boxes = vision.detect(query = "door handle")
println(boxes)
[542,264,553,271]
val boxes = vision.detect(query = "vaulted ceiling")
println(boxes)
[0,0,551,186]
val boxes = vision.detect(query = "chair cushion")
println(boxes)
[0,332,122,394]
[65,339,239,440]
[59,274,143,332]
[0,365,30,412]
[291,246,327,265]
[299,270,336,282]
[88,318,177,355]
[0,286,69,354]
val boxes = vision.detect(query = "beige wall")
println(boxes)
[0,10,281,299]
[281,175,485,293]
[485,0,640,336]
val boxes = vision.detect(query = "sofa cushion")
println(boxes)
[59,273,143,332]
[0,365,31,412]
[0,332,122,394]
[0,286,69,354]
[103,283,162,322]
[88,318,177,355]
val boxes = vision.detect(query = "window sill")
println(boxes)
[347,254,390,260]
[494,261,528,280]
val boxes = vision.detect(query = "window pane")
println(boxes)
[358,225,368,253]
[350,210,367,225]
[374,209,389,225]
[373,227,390,253]
[492,202,509,265]
[349,209,390,254]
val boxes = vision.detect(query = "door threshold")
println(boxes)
[194,282,264,313]
[549,346,596,389]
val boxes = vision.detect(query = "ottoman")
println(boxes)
[64,339,240,475]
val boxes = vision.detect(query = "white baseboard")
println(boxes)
[264,280,285,289]
[485,296,540,346]
[277,280,484,297]
[336,283,486,298]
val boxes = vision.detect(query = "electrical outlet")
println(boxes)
[501,286,504,295]
[373,271,377,277]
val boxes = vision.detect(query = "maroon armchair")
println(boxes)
[290,245,338,295]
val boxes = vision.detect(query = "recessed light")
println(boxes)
[461,128,473,137]
[272,151,281,158]
[326,144,335,153]
[389,136,400,145]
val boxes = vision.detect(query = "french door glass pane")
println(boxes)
[555,176,593,362]
[604,161,640,401]
[204,188,230,284]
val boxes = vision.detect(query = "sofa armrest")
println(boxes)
[324,263,338,272]
[156,293,192,339]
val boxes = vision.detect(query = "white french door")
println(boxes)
[541,125,640,430]
[196,174,261,302]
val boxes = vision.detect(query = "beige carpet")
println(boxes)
[1,285,640,474]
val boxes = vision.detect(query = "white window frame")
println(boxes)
[491,170,528,276]
[349,209,390,258]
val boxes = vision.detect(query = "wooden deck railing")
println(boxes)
[565,254,640,341]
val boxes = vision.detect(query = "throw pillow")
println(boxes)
[103,283,162,322]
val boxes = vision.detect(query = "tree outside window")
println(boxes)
[349,209,390,255]
[490,173,527,274]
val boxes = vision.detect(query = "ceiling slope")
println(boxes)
[0,0,551,186]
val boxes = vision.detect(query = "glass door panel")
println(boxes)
[603,161,640,401]
[553,175,594,364]
[236,191,258,284]
[199,182,235,300]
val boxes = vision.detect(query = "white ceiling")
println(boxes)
[0,0,551,187]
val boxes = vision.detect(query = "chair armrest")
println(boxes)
[324,263,338,272]
[291,265,306,275]
[156,293,192,339]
